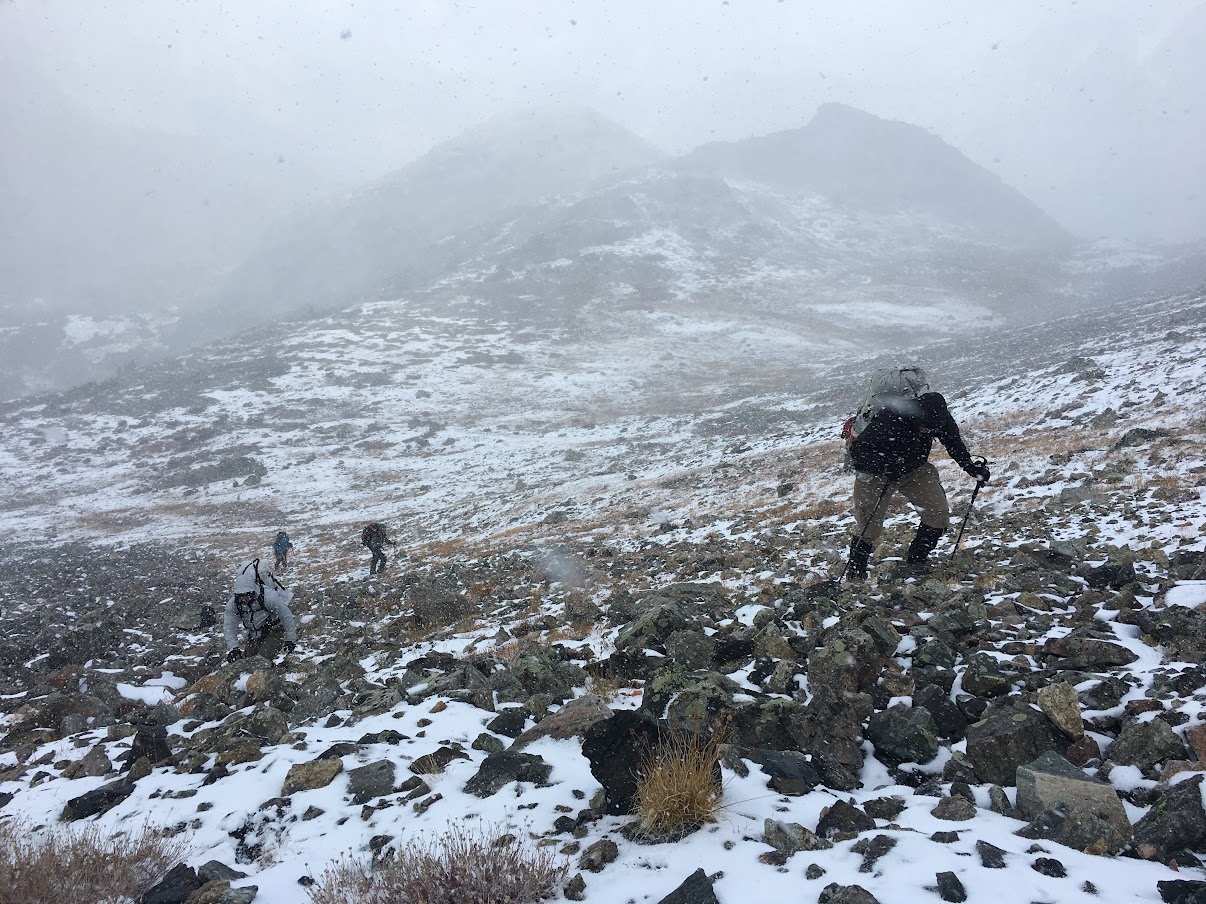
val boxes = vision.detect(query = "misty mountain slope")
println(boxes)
[0,284,1202,572]
[176,107,666,334]
[0,294,1204,904]
[681,102,1073,247]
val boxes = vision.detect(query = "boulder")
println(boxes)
[1017,805,1129,855]
[581,712,663,814]
[1045,633,1138,669]
[965,703,1062,786]
[347,759,396,804]
[789,686,872,774]
[1036,683,1085,740]
[816,801,876,840]
[513,695,613,747]
[463,750,551,798]
[62,780,135,821]
[486,707,530,738]
[1109,719,1189,770]
[915,684,968,741]
[1131,775,1206,864]
[578,838,619,873]
[137,862,201,904]
[807,628,885,693]
[1016,751,1130,838]
[961,653,1012,698]
[615,602,694,653]
[655,868,719,904]
[409,746,470,776]
[763,818,832,854]
[746,749,822,796]
[866,704,939,766]
[281,758,344,796]
[817,884,882,904]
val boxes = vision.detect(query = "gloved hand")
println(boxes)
[965,460,991,483]
[226,647,243,663]
[281,641,296,655]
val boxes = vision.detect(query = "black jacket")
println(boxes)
[850,392,973,481]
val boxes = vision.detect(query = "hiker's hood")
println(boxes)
[232,563,260,594]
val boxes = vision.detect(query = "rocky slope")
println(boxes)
[0,287,1204,903]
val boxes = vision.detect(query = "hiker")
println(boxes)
[272,530,294,571]
[842,365,990,580]
[224,559,297,661]
[361,522,397,575]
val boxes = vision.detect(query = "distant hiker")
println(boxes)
[361,522,397,575]
[224,559,297,661]
[272,530,294,571]
[841,365,990,580]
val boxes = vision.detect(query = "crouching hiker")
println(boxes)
[361,522,397,575]
[224,559,297,662]
[841,365,990,581]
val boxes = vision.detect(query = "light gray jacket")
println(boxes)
[223,585,297,651]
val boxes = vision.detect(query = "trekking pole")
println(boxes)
[950,457,988,560]
[836,479,891,585]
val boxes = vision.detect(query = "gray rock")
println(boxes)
[347,759,396,804]
[965,702,1062,786]
[961,653,1012,698]
[807,628,885,693]
[1015,751,1130,838]
[281,758,343,796]
[746,749,822,796]
[866,704,939,766]
[976,839,1007,868]
[1017,805,1130,855]
[512,694,612,748]
[936,871,967,903]
[763,818,832,854]
[409,746,470,775]
[615,602,694,652]
[1131,775,1206,864]
[61,779,134,821]
[655,868,719,904]
[578,838,619,873]
[931,796,976,822]
[463,750,551,798]
[1109,719,1189,770]
[817,883,882,904]
[816,801,876,839]
[137,862,201,904]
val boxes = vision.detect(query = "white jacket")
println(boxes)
[223,583,297,651]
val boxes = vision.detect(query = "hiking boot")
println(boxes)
[845,537,874,582]
[906,524,945,568]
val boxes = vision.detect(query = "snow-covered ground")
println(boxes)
[0,286,1204,904]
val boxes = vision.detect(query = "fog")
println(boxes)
[2,0,1204,324]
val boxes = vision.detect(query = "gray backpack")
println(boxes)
[844,365,930,442]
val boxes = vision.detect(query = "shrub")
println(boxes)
[307,824,568,904]
[0,818,186,904]
[632,724,726,836]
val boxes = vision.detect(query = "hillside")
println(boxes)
[0,286,1204,903]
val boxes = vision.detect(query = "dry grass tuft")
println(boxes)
[306,824,567,904]
[633,724,727,836]
[0,818,187,904]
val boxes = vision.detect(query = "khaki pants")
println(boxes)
[851,463,950,544]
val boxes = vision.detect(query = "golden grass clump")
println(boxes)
[633,725,726,836]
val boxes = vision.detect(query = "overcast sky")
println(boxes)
[3,0,1204,242]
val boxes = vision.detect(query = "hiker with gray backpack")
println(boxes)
[224,558,298,662]
[840,365,990,581]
